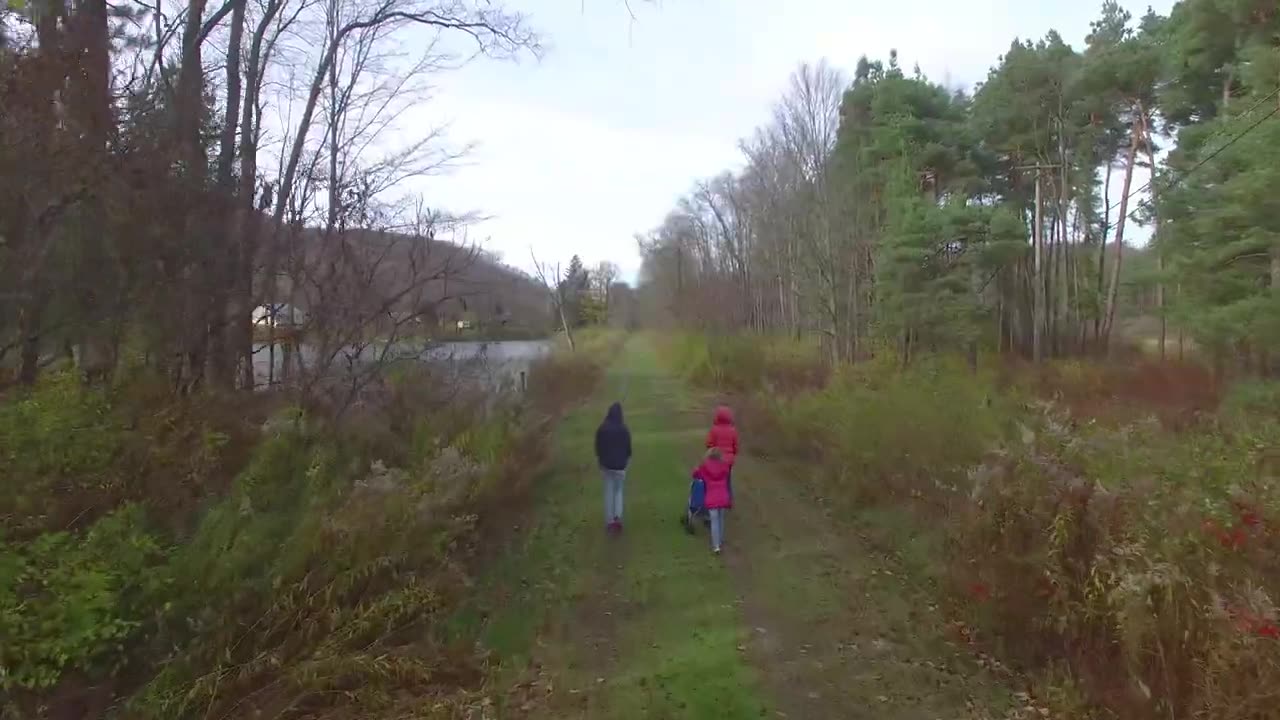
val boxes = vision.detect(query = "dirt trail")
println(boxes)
[468,336,1014,718]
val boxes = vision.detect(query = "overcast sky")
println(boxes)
[404,0,1176,283]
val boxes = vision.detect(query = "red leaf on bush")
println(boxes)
[1218,527,1246,550]
[1228,607,1252,631]
[1034,576,1054,598]
[1240,510,1260,528]
[968,582,991,602]
[1257,623,1280,640]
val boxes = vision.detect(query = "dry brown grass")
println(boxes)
[668,332,1280,720]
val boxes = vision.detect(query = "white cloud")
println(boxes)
[405,95,742,283]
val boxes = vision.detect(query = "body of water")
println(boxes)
[250,339,553,391]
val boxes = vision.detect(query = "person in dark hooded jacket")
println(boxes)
[595,402,632,534]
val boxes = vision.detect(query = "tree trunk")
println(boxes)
[270,11,373,232]
[325,0,342,233]
[558,296,576,352]
[177,0,209,174]
[1058,120,1071,355]
[997,293,1005,355]
[848,251,861,361]
[1047,209,1059,355]
[1095,161,1112,348]
[17,298,44,386]
[262,6,366,372]
[969,254,980,371]
[1102,124,1141,353]
[232,0,284,389]
[1071,209,1085,353]
[72,0,116,384]
[1139,110,1165,360]
[210,0,248,389]
[215,0,247,191]
[35,0,63,50]
[1032,170,1043,363]
[175,0,211,391]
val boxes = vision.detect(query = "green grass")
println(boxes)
[461,335,1014,719]
[463,337,767,718]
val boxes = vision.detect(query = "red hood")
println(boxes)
[714,406,734,426]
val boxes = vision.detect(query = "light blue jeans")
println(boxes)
[709,508,725,550]
[602,468,626,523]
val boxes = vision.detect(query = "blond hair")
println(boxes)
[706,448,722,461]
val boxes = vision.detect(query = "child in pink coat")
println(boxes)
[692,448,732,554]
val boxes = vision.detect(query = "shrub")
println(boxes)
[571,327,626,358]
[131,431,482,719]
[1221,378,1280,421]
[674,331,1280,717]
[752,355,1007,505]
[0,373,125,537]
[0,504,167,692]
[2,335,609,716]
[664,332,826,393]
[525,328,620,414]
[0,370,257,543]
[126,346,606,719]
[1032,357,1220,427]
[954,406,1280,719]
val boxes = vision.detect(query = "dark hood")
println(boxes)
[605,402,624,424]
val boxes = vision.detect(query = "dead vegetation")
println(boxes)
[667,332,1280,720]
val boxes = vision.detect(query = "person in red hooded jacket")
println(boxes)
[692,448,732,554]
[705,405,738,505]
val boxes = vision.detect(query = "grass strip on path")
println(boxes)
[461,336,767,719]
[463,334,1017,719]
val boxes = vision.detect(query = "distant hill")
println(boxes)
[256,224,551,337]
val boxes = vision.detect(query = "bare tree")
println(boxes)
[0,0,547,395]
[773,60,849,361]
[278,200,481,416]
[269,0,537,236]
[531,251,576,352]
[636,60,850,353]
[593,260,620,318]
